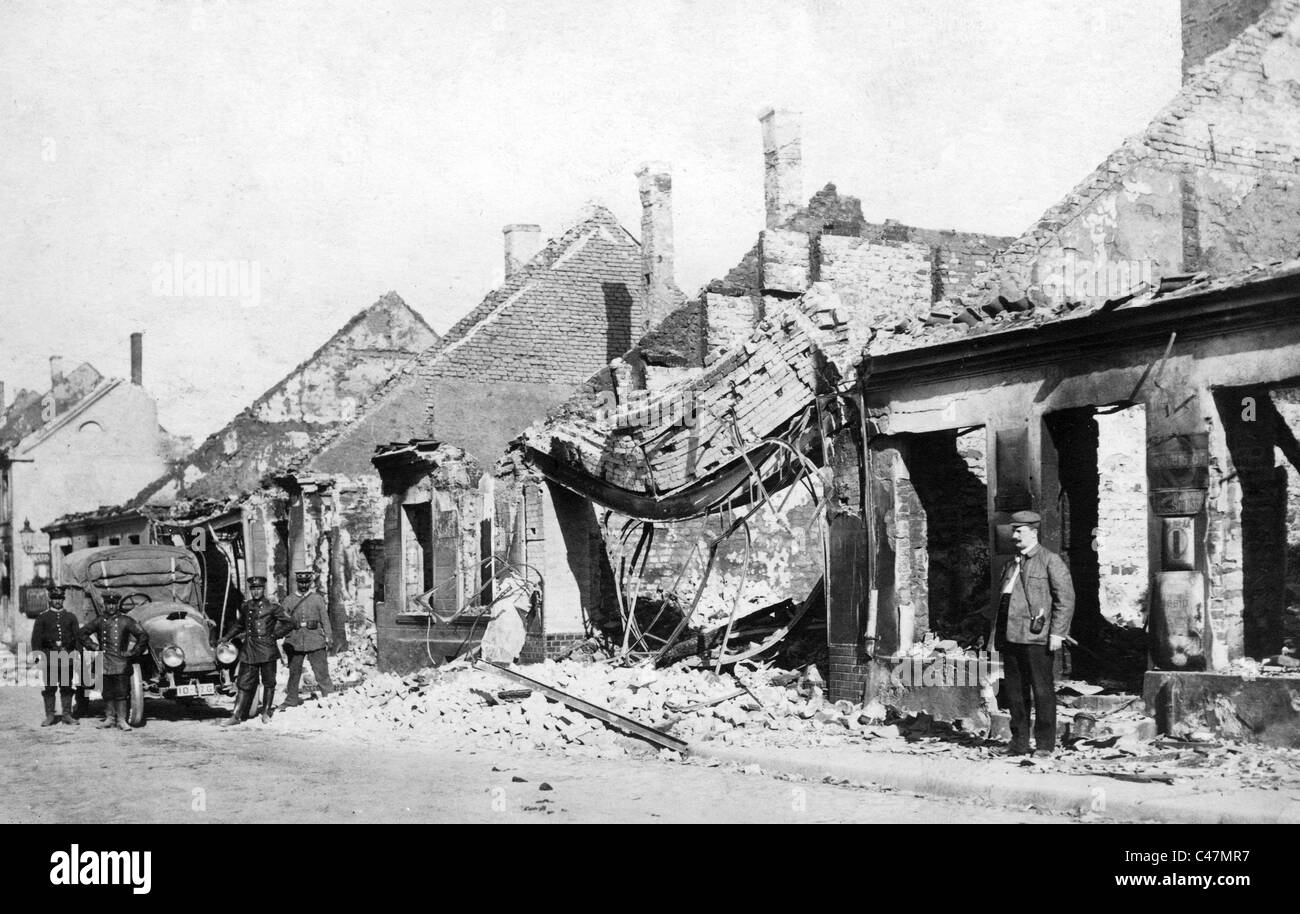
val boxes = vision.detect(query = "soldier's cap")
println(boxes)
[294,570,315,580]
[1009,510,1042,527]
[247,576,268,587]
[101,591,122,604]
[46,584,67,597]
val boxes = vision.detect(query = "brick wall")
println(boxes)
[1182,0,1275,78]
[970,0,1300,307]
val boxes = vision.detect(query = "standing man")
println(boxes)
[280,570,333,709]
[989,511,1075,757]
[220,576,295,727]
[78,591,149,732]
[30,584,80,726]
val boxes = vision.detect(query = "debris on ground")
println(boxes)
[263,627,1300,794]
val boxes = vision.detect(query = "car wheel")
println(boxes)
[128,665,146,727]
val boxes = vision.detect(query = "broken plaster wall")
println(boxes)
[1097,405,1151,627]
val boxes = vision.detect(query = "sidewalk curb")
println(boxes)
[690,743,1300,824]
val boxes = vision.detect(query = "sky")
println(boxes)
[0,0,1182,444]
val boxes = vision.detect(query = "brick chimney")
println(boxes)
[759,107,803,229]
[636,162,678,328]
[503,224,542,278]
[130,332,143,385]
[49,356,64,387]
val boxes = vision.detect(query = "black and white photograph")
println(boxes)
[1,0,1297,878]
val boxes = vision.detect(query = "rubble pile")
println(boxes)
[276,658,882,753]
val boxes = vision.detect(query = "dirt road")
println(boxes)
[0,686,1081,824]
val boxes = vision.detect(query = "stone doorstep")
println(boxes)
[989,708,1156,743]
[1070,693,1144,714]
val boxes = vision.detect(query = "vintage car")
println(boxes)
[60,544,239,726]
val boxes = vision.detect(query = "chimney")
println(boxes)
[130,332,143,385]
[503,224,542,278]
[636,162,677,328]
[49,356,64,387]
[758,107,803,229]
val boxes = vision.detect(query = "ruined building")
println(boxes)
[45,293,437,640]
[485,1,1300,744]
[1,335,185,644]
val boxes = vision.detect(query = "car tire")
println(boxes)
[128,665,146,727]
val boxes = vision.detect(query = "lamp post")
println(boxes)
[18,519,36,556]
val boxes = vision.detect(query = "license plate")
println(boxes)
[196,683,215,696]
[175,684,197,697]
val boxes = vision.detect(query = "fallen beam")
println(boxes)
[478,660,691,756]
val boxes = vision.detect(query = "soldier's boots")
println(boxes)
[221,690,252,727]
[40,693,58,727]
[116,701,133,732]
[259,689,275,724]
[60,691,78,726]
[98,704,118,729]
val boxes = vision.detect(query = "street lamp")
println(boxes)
[18,519,36,556]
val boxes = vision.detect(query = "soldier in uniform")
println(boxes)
[78,591,149,732]
[220,576,295,727]
[280,570,334,708]
[30,584,80,726]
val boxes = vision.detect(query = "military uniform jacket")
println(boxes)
[79,613,149,675]
[224,598,295,664]
[989,544,1076,646]
[282,591,331,652]
[31,608,81,655]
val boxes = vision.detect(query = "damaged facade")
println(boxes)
[45,293,437,640]
[468,1,1300,745]
[353,207,648,670]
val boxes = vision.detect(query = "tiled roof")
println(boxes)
[286,205,645,479]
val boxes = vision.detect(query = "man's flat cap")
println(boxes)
[1009,510,1042,527]
[294,570,315,579]
[47,584,67,597]
[246,576,268,587]
[101,591,122,604]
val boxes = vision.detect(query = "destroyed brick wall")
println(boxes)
[1182,0,1275,77]
[968,0,1300,308]
[120,293,435,510]
[605,478,824,635]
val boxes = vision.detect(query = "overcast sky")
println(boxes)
[0,0,1181,443]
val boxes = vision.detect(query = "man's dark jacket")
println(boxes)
[988,544,1076,646]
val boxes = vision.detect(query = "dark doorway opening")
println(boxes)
[1043,404,1148,688]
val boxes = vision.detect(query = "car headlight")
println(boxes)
[216,641,238,665]
[161,645,185,669]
